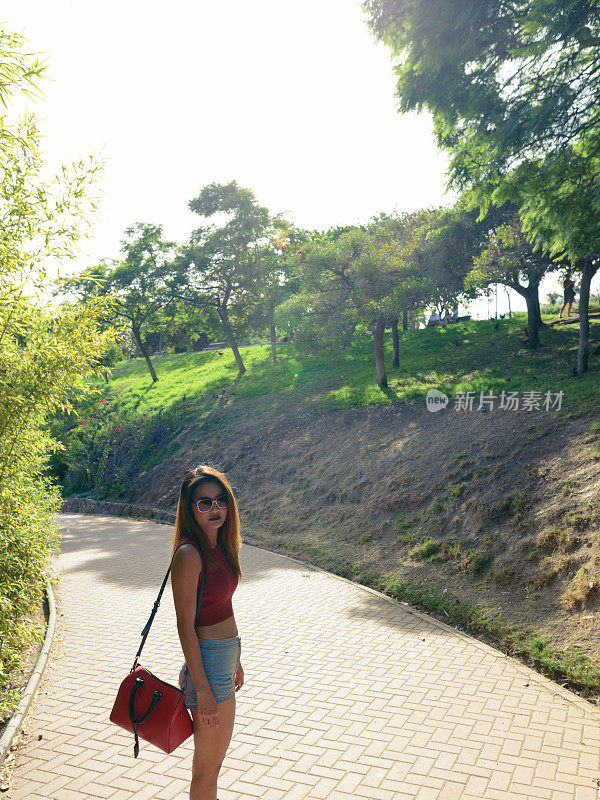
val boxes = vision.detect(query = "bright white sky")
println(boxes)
[3,0,593,317]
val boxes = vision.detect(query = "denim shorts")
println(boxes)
[179,635,241,707]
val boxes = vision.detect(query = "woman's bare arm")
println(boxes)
[171,544,220,726]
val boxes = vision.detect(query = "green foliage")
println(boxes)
[0,30,46,159]
[281,301,359,357]
[0,29,117,717]
[0,474,61,715]
[409,538,441,559]
[278,222,435,379]
[469,210,560,295]
[403,529,488,573]
[363,0,600,212]
[497,132,600,265]
[248,222,309,345]
[173,181,278,373]
[51,401,192,501]
[363,0,600,367]
[396,203,486,310]
[59,223,177,381]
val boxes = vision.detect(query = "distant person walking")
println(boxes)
[560,273,576,318]
[171,465,244,800]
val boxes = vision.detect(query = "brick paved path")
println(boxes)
[7,513,600,800]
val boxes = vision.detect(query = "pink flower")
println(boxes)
[78,420,87,425]
[115,426,122,432]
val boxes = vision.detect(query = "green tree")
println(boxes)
[373,212,444,367]
[504,146,600,370]
[149,302,220,354]
[109,223,176,380]
[63,224,176,381]
[54,262,126,377]
[253,224,308,360]
[468,215,561,348]
[364,0,600,372]
[280,226,433,388]
[172,181,273,376]
[409,205,492,315]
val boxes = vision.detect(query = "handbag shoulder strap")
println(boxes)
[132,539,206,670]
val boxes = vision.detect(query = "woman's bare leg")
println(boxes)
[189,697,236,800]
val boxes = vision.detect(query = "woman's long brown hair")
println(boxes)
[172,465,242,579]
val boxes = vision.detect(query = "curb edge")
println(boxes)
[0,578,56,766]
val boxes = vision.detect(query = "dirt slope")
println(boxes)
[132,395,600,665]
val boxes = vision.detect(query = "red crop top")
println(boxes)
[180,539,238,626]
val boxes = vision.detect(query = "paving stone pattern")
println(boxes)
[7,513,600,800]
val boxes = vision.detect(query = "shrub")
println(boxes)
[560,566,597,610]
[0,29,117,718]
[0,472,61,716]
[536,526,580,553]
[409,538,441,559]
[49,402,188,500]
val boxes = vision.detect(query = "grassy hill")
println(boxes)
[55,310,600,701]
[87,311,599,413]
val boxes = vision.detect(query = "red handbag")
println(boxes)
[110,545,206,757]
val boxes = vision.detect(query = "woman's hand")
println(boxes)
[195,688,220,727]
[235,662,244,692]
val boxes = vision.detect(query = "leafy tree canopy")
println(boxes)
[363,0,600,257]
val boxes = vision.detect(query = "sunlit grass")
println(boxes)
[98,312,600,419]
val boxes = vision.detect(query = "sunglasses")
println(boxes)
[194,494,229,513]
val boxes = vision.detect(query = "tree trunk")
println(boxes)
[132,324,158,382]
[533,286,546,327]
[391,317,400,368]
[523,287,541,349]
[505,287,512,318]
[576,257,599,375]
[402,309,408,332]
[270,322,277,362]
[374,314,388,389]
[219,308,246,375]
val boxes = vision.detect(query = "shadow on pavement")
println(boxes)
[57,513,300,592]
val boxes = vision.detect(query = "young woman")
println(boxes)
[560,273,576,318]
[171,465,244,800]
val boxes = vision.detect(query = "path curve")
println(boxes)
[7,513,600,800]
